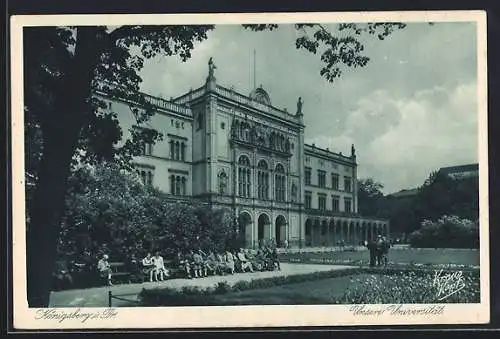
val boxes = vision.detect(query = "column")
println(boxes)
[326,221,331,246]
[346,221,352,244]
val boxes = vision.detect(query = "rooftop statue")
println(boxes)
[208,57,217,77]
[297,97,303,115]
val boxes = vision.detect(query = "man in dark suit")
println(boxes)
[366,238,377,267]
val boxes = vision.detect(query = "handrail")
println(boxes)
[108,291,141,307]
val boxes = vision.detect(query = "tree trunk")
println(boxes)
[26,126,81,307]
[26,27,104,307]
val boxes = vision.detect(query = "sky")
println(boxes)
[138,22,478,194]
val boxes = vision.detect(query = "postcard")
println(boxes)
[10,10,489,329]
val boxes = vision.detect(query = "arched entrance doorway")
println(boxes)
[238,212,252,248]
[275,215,287,247]
[257,213,271,247]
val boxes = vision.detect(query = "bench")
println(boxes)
[109,262,132,284]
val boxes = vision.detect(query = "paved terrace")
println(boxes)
[49,263,355,307]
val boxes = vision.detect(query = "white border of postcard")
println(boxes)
[11,10,489,329]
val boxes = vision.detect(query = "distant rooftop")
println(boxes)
[387,188,420,199]
[304,143,354,161]
[438,163,479,175]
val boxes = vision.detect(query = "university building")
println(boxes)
[99,59,389,249]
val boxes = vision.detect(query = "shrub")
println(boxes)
[409,215,479,249]
[214,281,232,294]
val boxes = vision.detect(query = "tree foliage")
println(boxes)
[357,178,388,218]
[60,163,239,263]
[245,23,406,82]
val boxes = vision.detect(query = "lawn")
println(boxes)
[280,248,479,266]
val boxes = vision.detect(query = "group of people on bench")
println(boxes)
[97,246,281,285]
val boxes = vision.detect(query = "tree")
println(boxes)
[357,178,386,218]
[24,23,406,306]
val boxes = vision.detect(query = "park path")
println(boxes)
[49,263,355,307]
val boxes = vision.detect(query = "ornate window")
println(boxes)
[305,167,312,185]
[135,164,154,186]
[169,140,174,159]
[318,194,326,211]
[257,160,269,200]
[318,170,326,188]
[332,173,339,190]
[332,195,340,212]
[291,183,297,201]
[174,141,180,161]
[305,191,312,209]
[275,163,286,202]
[170,175,187,195]
[344,176,352,193]
[344,197,352,213]
[238,155,252,198]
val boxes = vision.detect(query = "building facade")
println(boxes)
[101,59,389,249]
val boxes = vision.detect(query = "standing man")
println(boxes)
[381,236,391,266]
[375,234,384,266]
[366,239,376,267]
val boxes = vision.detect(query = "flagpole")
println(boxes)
[253,49,256,90]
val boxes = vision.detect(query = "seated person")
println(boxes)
[192,250,205,278]
[142,252,155,282]
[97,254,113,286]
[53,260,74,290]
[177,252,192,279]
[198,249,210,276]
[153,251,170,281]
[224,250,235,275]
[232,250,242,272]
[253,248,266,271]
[237,248,254,272]
[204,250,219,276]
[216,252,227,276]
[269,246,281,271]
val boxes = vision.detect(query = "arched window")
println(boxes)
[175,141,180,160]
[181,142,186,161]
[257,160,269,200]
[275,164,286,202]
[238,155,252,198]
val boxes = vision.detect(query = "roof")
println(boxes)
[438,163,479,175]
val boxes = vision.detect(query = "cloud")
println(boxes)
[307,81,478,194]
[136,22,478,194]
